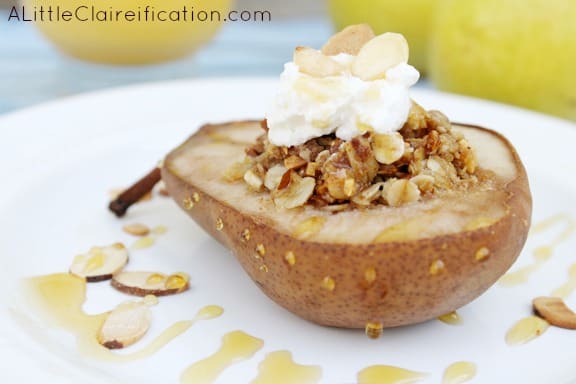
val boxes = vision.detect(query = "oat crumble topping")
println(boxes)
[225,102,479,210]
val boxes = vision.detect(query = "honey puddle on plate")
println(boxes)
[357,365,427,384]
[500,214,576,286]
[441,361,477,384]
[505,262,576,346]
[180,330,263,384]
[505,316,550,346]
[23,273,222,362]
[251,350,322,384]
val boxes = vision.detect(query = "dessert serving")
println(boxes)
[159,25,532,331]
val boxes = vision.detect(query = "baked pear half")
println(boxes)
[161,120,531,329]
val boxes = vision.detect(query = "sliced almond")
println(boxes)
[243,168,264,191]
[321,24,375,56]
[283,155,307,170]
[351,33,409,81]
[111,271,190,297]
[533,296,576,329]
[372,132,405,164]
[122,223,150,237]
[70,243,128,282]
[98,300,152,349]
[293,46,345,78]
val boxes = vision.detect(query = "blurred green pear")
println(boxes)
[429,0,576,120]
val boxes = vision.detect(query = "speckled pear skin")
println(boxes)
[161,121,532,328]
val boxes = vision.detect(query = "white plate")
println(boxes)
[1,78,576,383]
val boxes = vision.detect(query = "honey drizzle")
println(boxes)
[441,361,477,384]
[357,365,427,384]
[505,316,549,346]
[180,330,263,384]
[23,273,222,362]
[551,263,576,298]
[437,311,462,325]
[250,350,322,384]
[500,214,576,286]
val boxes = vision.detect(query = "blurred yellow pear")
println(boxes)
[327,0,437,73]
[429,0,576,120]
[22,0,232,64]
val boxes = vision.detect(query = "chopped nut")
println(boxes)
[305,162,319,177]
[243,168,264,191]
[321,24,375,55]
[277,169,293,191]
[343,178,357,197]
[351,33,409,81]
[70,243,128,282]
[122,223,150,237]
[293,46,346,77]
[383,179,421,207]
[112,271,190,296]
[372,132,405,165]
[533,296,576,329]
[283,155,307,170]
[264,164,287,191]
[98,300,152,349]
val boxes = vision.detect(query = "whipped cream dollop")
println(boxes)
[266,54,420,147]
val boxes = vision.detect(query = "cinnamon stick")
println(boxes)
[108,167,161,217]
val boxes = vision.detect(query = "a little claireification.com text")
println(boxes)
[7,5,272,23]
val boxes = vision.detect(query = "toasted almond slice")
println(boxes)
[98,300,152,349]
[70,243,128,282]
[111,271,190,297]
[122,223,150,237]
[351,33,409,81]
[293,46,346,78]
[533,296,576,329]
[321,24,375,56]
[372,132,405,164]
